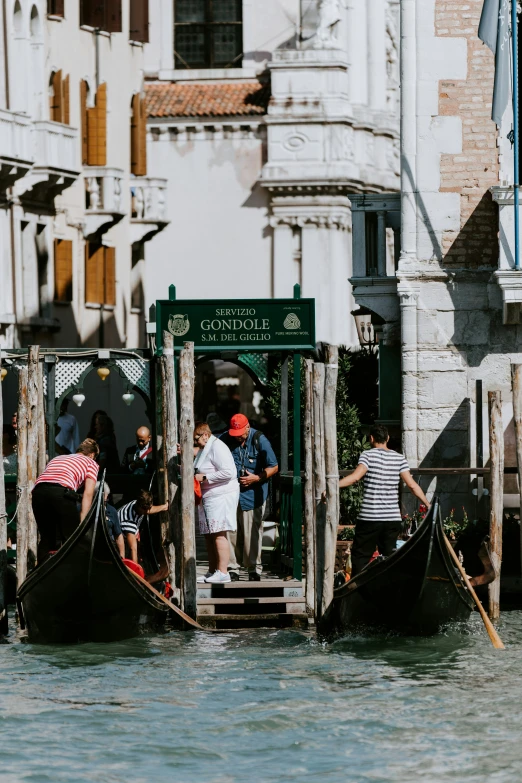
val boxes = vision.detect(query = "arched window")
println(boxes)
[13,0,23,34]
[30,4,41,37]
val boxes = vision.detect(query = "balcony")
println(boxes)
[0,109,33,188]
[17,120,80,201]
[130,177,169,244]
[349,193,401,323]
[84,167,126,238]
[491,186,522,324]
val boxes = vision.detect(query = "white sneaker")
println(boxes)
[205,570,231,584]
[197,571,213,583]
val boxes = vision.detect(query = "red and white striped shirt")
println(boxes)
[34,454,99,492]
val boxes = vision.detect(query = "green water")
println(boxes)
[1,614,522,783]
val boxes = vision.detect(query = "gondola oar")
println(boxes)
[443,533,505,650]
[127,567,211,632]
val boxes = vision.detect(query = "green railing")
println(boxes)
[279,472,303,580]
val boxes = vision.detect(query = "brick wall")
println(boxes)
[436,0,499,267]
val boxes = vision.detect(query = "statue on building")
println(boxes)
[313,0,347,49]
[385,6,399,112]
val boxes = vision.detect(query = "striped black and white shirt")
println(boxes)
[118,500,145,537]
[357,448,409,522]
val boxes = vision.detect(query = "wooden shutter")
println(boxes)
[80,0,104,28]
[130,93,147,176]
[139,95,147,175]
[130,0,149,42]
[85,242,105,303]
[63,74,70,125]
[87,83,107,166]
[50,70,62,122]
[54,239,73,302]
[80,80,88,164]
[48,0,65,16]
[104,246,116,305]
[105,0,122,32]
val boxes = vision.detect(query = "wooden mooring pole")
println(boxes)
[322,345,339,618]
[511,365,522,580]
[16,364,29,585]
[0,352,8,634]
[26,346,39,570]
[313,362,326,619]
[488,390,504,621]
[179,341,196,619]
[37,360,46,476]
[303,358,315,616]
[159,332,180,604]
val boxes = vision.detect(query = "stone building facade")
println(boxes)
[143,0,400,347]
[0,0,167,351]
[352,0,520,510]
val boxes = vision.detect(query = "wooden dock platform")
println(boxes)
[196,567,308,629]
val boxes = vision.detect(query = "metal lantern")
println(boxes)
[97,367,110,381]
[353,309,377,349]
[122,391,135,407]
[72,391,86,407]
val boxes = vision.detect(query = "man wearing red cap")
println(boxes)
[220,414,279,580]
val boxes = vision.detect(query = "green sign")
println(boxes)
[155,296,316,353]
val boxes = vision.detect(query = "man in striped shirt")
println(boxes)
[32,439,100,563]
[339,424,430,576]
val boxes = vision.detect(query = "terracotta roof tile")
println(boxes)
[145,80,270,119]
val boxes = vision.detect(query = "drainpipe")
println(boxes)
[397,0,419,466]
[512,0,520,271]
[2,0,9,108]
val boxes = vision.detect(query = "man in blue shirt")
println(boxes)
[220,414,279,580]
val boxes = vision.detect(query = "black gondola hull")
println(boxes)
[18,495,169,644]
[321,500,474,637]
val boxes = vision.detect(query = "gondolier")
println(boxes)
[339,424,430,576]
[32,438,100,564]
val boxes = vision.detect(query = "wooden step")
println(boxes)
[197,580,303,600]
[197,596,306,615]
[197,612,309,630]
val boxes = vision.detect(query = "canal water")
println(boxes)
[2,613,522,783]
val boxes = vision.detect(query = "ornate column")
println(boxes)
[397,283,419,466]
[398,0,417,271]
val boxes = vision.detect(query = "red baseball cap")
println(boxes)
[229,413,249,437]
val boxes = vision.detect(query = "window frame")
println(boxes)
[174,0,243,70]
[80,0,122,33]
[47,0,64,17]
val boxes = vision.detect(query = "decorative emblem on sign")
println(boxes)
[283,313,301,330]
[168,313,190,337]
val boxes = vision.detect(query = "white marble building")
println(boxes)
[0,0,167,350]
[350,0,521,510]
[143,0,400,348]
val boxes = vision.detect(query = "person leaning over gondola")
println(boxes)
[118,490,168,564]
[339,424,430,577]
[32,438,100,564]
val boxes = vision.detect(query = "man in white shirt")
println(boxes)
[55,398,80,455]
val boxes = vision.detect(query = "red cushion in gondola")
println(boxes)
[123,559,145,578]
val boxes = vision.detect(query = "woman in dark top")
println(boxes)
[90,413,120,474]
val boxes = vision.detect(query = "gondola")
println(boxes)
[319,498,474,638]
[17,484,170,644]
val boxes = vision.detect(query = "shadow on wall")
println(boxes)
[416,399,472,516]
